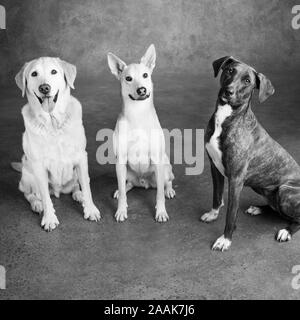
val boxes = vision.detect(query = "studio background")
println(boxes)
[0,0,299,85]
[1,0,300,300]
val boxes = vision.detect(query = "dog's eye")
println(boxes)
[31,71,38,77]
[228,68,234,74]
[245,79,251,84]
[51,69,57,75]
[143,73,148,79]
[126,76,132,82]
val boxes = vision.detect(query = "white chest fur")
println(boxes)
[23,115,85,186]
[127,129,151,174]
[206,104,232,176]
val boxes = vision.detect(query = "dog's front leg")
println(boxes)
[155,163,169,222]
[212,177,243,251]
[201,161,224,222]
[33,162,59,231]
[77,153,101,222]
[115,162,128,222]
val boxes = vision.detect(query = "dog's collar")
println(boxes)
[128,93,150,101]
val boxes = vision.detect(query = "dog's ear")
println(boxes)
[58,59,77,89]
[141,44,156,72]
[212,56,236,78]
[107,53,127,80]
[255,73,275,103]
[15,62,30,97]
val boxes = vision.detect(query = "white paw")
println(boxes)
[201,209,219,222]
[113,190,119,199]
[41,213,59,232]
[72,190,83,203]
[212,235,232,251]
[115,208,128,222]
[155,210,169,223]
[84,204,101,222]
[165,188,176,199]
[245,206,262,216]
[276,229,292,242]
[31,199,43,214]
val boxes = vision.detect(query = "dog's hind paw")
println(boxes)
[115,208,128,222]
[155,210,169,223]
[245,206,263,216]
[201,209,219,223]
[212,235,232,251]
[276,229,292,242]
[31,199,43,214]
[41,213,59,232]
[165,188,176,199]
[72,190,83,203]
[84,204,101,222]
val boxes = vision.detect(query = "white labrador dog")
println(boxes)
[12,57,101,231]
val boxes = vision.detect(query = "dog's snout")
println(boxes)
[224,88,234,97]
[39,84,51,95]
[137,87,147,96]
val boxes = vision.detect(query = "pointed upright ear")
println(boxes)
[15,62,30,97]
[107,53,127,80]
[212,56,236,78]
[58,59,77,89]
[141,44,156,72]
[256,73,275,103]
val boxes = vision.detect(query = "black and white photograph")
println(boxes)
[0,0,300,303]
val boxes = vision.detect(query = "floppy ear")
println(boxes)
[212,56,236,78]
[58,59,77,89]
[107,53,127,80]
[141,44,156,71]
[15,62,30,97]
[256,73,275,103]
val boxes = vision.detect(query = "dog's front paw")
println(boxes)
[31,199,43,214]
[201,209,219,223]
[212,235,232,251]
[165,188,176,199]
[41,213,59,232]
[84,204,101,222]
[72,190,83,203]
[245,206,262,216]
[155,210,169,223]
[276,229,292,242]
[115,208,128,222]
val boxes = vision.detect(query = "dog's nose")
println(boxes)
[136,87,147,96]
[39,84,51,95]
[224,88,234,97]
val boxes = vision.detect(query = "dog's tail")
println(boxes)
[11,162,22,172]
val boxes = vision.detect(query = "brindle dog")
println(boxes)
[202,56,300,251]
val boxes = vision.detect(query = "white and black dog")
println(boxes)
[202,56,300,251]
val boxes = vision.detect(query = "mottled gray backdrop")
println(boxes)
[0,0,299,86]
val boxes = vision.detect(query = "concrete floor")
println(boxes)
[1,71,300,300]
